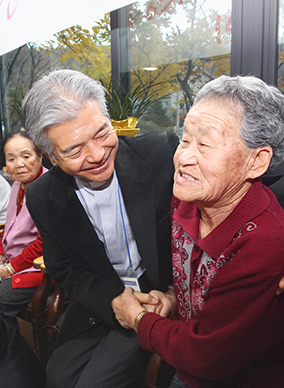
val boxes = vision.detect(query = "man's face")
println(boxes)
[173,99,255,207]
[48,100,119,182]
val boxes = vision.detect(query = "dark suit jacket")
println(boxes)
[262,174,284,209]
[26,131,179,346]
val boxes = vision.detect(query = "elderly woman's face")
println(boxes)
[173,99,254,206]
[5,135,42,187]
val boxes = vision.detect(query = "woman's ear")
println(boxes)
[248,146,273,179]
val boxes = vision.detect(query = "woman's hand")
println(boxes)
[0,255,6,265]
[0,262,15,280]
[0,264,8,280]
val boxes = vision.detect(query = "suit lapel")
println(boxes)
[115,141,159,287]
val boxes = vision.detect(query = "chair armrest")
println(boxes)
[31,256,52,313]
[33,256,48,274]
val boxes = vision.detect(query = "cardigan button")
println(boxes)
[194,244,200,252]
[89,317,96,325]
[202,293,209,301]
[14,278,20,284]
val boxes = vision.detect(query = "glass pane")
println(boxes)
[0,14,111,135]
[129,0,232,137]
[278,0,284,92]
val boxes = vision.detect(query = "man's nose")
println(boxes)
[85,141,105,162]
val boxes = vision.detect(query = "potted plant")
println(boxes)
[100,74,168,136]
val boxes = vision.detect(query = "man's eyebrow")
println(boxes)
[60,122,111,155]
[60,143,81,155]
[58,122,111,155]
[95,122,111,135]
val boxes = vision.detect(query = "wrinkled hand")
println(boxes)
[0,255,6,266]
[0,263,9,280]
[112,287,159,329]
[276,276,284,295]
[139,289,176,317]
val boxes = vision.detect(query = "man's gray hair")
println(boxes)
[21,69,109,157]
[194,75,284,169]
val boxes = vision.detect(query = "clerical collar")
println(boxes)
[75,173,113,191]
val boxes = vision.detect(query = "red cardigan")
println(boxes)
[0,232,43,288]
[138,181,284,388]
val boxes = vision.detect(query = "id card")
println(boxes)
[121,277,141,292]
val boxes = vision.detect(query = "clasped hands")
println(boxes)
[112,287,176,330]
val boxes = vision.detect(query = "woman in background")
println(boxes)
[0,132,47,319]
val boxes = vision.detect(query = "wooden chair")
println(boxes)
[144,353,175,388]
[29,256,69,360]
[45,280,69,357]
[0,222,54,364]
[1,226,52,363]
[18,256,54,365]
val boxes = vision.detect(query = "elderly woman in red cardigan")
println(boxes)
[0,132,47,319]
[112,75,284,388]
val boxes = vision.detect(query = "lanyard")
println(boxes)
[117,181,134,274]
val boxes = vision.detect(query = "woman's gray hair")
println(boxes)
[21,69,110,157]
[194,75,284,169]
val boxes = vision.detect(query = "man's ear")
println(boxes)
[45,152,57,166]
[247,146,273,179]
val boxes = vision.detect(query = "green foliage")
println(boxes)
[141,99,171,126]
[129,0,231,110]
[41,14,111,79]
[100,75,169,120]
[39,0,231,119]
[8,86,26,126]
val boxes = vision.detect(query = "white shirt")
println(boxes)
[0,175,11,224]
[75,170,144,278]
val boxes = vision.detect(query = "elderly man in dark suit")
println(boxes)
[22,69,179,388]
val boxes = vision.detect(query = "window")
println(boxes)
[128,0,231,137]
[278,0,284,92]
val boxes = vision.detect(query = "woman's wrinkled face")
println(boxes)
[173,99,254,207]
[5,135,42,187]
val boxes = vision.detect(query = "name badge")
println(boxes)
[121,277,141,292]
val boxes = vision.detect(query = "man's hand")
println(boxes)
[276,276,284,295]
[112,287,159,329]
